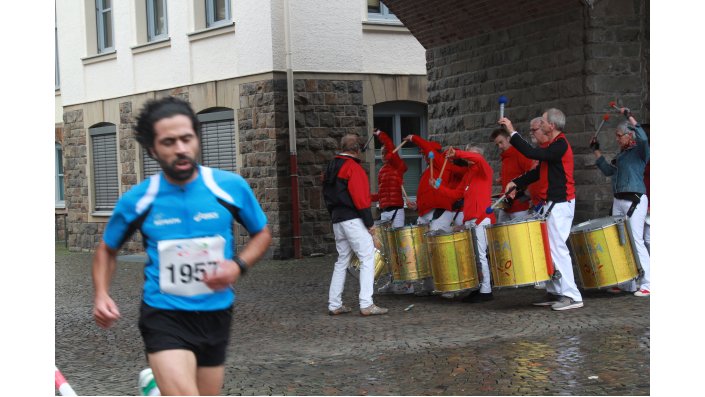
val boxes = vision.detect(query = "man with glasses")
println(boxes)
[499,109,583,311]
[589,108,651,297]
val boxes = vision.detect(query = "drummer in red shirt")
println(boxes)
[370,129,411,228]
[402,134,466,232]
[436,145,496,302]
[491,128,535,222]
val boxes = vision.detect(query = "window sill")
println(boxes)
[91,210,113,217]
[188,22,235,43]
[362,21,409,33]
[82,50,117,66]
[131,38,171,55]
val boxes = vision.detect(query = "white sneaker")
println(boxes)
[551,297,584,311]
[138,368,161,396]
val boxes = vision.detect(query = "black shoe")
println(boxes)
[461,291,493,303]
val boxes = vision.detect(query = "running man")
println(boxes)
[92,96,272,395]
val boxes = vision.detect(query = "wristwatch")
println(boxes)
[233,256,249,276]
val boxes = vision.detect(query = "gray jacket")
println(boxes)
[595,124,650,195]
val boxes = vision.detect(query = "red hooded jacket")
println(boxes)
[370,131,407,209]
[437,150,496,225]
[410,135,466,216]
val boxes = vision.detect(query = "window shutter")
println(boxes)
[402,158,422,197]
[199,111,235,172]
[90,126,119,211]
[142,147,161,179]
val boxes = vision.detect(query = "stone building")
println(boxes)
[55,0,649,260]
[380,0,649,222]
[55,0,428,259]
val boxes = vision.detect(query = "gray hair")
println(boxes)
[616,121,635,136]
[530,117,543,126]
[340,134,361,153]
[545,108,566,130]
[464,144,484,155]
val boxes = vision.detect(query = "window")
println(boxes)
[141,147,161,179]
[206,0,231,28]
[367,0,398,21]
[147,0,167,41]
[90,124,119,211]
[372,102,428,197]
[55,143,65,207]
[199,109,236,172]
[96,0,114,53]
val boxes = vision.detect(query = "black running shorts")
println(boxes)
[138,302,233,366]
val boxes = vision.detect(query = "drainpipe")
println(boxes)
[284,0,302,259]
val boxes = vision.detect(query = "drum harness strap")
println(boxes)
[539,201,557,219]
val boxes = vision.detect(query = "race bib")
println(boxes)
[157,236,225,296]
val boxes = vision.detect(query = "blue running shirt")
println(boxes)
[103,166,268,311]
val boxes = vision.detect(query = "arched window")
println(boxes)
[372,101,428,197]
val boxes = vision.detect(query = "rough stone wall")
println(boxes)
[62,109,96,252]
[424,0,648,223]
[237,79,290,259]
[291,79,367,256]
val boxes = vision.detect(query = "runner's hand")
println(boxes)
[203,259,241,290]
[93,294,121,329]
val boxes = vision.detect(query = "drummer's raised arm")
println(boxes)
[498,117,516,135]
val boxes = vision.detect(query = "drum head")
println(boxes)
[571,216,624,233]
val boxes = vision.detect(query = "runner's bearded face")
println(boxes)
[151,115,200,183]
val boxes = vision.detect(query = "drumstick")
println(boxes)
[593,114,610,139]
[361,133,375,152]
[485,186,516,214]
[401,185,410,203]
[434,156,448,189]
[434,155,449,189]
[392,140,407,154]
[429,151,435,181]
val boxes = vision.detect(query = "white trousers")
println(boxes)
[465,218,492,293]
[381,208,405,228]
[329,219,375,311]
[497,209,530,223]
[417,209,462,233]
[543,200,583,302]
[644,213,650,254]
[612,196,650,292]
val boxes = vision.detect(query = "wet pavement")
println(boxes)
[55,248,649,395]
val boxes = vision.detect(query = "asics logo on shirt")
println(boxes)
[153,217,182,226]
[193,212,219,222]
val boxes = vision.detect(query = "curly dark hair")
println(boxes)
[134,96,201,151]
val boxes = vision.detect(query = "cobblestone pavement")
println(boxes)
[56,248,649,395]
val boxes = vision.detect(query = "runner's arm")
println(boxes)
[204,226,272,290]
[92,241,121,328]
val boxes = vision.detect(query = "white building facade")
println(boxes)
[55,0,428,258]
